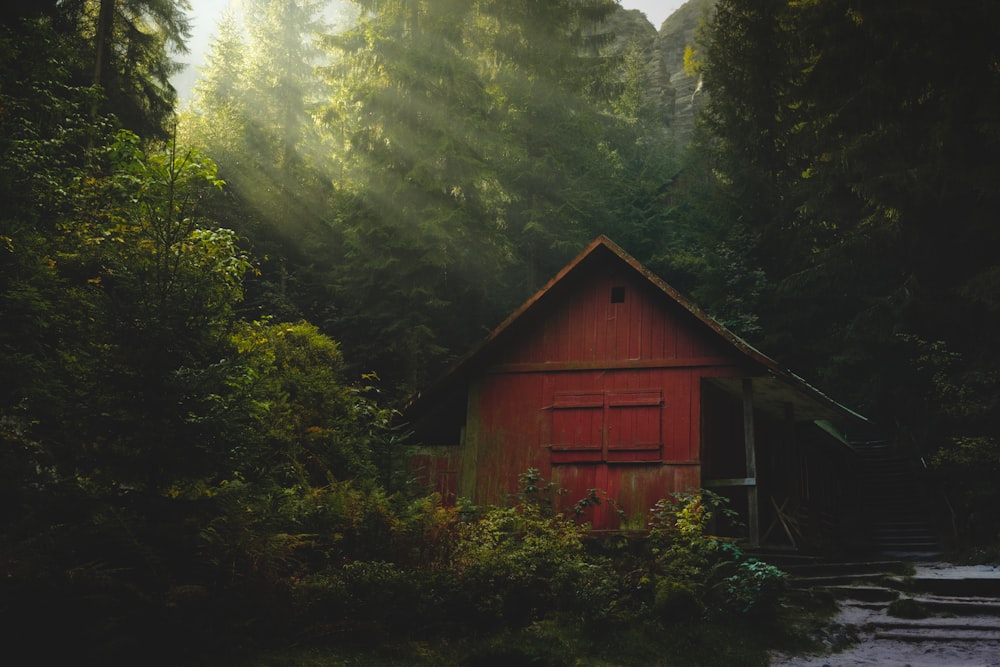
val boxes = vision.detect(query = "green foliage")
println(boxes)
[180,0,344,349]
[646,490,786,619]
[54,0,192,139]
[696,0,1000,422]
[3,5,901,665]
[186,471,790,658]
[689,1,1000,557]
[859,334,1000,550]
[226,320,404,487]
[450,485,605,628]
[181,0,681,396]
[44,130,255,494]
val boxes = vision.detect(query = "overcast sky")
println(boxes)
[619,1,688,29]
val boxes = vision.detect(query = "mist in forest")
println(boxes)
[178,0,682,392]
[4,1,1000,663]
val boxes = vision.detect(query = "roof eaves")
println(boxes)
[405,236,866,426]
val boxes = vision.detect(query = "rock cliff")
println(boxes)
[605,0,717,144]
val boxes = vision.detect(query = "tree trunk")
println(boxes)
[90,0,116,120]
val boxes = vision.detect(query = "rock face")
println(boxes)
[655,0,716,143]
[602,10,671,120]
[604,0,717,145]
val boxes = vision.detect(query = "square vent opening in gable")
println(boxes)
[610,286,626,303]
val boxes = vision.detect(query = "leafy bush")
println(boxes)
[449,470,602,628]
[645,490,787,619]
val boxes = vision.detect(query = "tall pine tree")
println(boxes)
[698,0,1000,479]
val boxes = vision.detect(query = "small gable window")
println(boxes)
[610,286,626,303]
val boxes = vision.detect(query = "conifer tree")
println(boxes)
[698,0,1000,464]
[61,0,193,139]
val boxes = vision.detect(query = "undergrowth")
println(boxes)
[192,473,804,666]
[7,471,812,667]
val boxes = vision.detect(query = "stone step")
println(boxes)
[871,525,936,533]
[826,585,900,603]
[871,527,938,537]
[791,566,1000,607]
[791,572,895,588]
[873,533,939,543]
[855,457,908,465]
[859,467,911,475]
[875,543,941,554]
[780,559,911,578]
[865,495,922,503]
[872,533,938,543]
[874,630,1000,649]
[874,628,1000,642]
[792,560,1000,662]
[865,495,928,503]
[906,577,1000,598]
[876,549,944,561]
[834,594,1000,620]
[868,619,1000,633]
[911,594,1000,615]
[872,533,938,547]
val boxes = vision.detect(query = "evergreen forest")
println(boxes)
[1,0,998,664]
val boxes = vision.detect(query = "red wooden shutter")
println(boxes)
[551,392,604,463]
[550,390,663,463]
[606,390,662,462]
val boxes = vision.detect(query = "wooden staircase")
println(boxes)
[854,442,942,560]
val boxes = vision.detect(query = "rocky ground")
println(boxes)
[770,563,1000,667]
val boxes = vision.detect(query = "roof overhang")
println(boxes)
[405,236,868,431]
[705,374,865,424]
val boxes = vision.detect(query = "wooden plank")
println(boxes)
[616,280,631,360]
[607,389,662,406]
[582,277,598,361]
[552,391,605,408]
[488,358,740,374]
[606,286,620,360]
[633,291,644,360]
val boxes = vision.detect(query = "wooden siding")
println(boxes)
[466,269,749,529]
[410,447,462,505]
[406,237,865,547]
[499,271,736,365]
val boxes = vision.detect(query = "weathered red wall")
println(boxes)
[410,447,461,505]
[502,271,735,364]
[463,269,750,529]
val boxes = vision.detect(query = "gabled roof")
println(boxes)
[405,236,866,427]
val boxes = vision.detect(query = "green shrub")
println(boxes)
[644,490,787,619]
[653,578,703,621]
[447,470,624,630]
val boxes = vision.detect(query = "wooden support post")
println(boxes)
[743,379,759,547]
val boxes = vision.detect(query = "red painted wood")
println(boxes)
[406,238,862,541]
[499,272,727,366]
[454,257,750,527]
[410,450,461,505]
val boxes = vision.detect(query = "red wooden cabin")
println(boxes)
[406,237,868,550]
